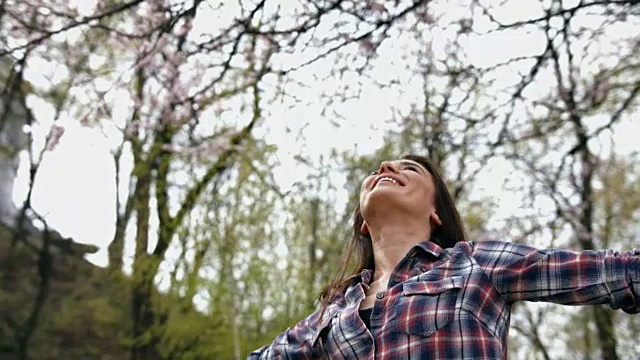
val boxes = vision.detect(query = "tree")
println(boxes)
[2,0,640,358]
[488,1,640,357]
[0,1,447,357]
[593,153,640,359]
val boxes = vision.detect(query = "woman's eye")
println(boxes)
[370,171,378,176]
[405,166,419,172]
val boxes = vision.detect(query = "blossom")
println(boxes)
[45,124,65,151]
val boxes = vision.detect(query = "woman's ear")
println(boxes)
[360,221,369,236]
[430,212,442,228]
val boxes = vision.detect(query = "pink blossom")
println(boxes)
[125,120,140,138]
[79,112,92,127]
[161,143,175,152]
[45,124,65,151]
[369,2,386,13]
[358,37,376,54]
[415,8,435,25]
[160,105,175,124]
[175,18,193,37]
[132,94,143,109]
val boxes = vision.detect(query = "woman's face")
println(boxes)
[359,159,441,232]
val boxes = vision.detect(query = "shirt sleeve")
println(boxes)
[470,240,640,313]
[247,309,324,359]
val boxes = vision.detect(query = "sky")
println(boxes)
[10,0,640,269]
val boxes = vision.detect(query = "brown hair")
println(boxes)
[318,155,467,309]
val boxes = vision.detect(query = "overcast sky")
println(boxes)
[11,0,640,270]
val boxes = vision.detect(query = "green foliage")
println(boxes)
[594,153,640,248]
[158,306,222,360]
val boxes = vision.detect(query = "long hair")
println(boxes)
[318,155,467,309]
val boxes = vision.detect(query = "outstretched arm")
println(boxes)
[471,240,640,313]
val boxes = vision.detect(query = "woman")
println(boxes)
[249,155,639,359]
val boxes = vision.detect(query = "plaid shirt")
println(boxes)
[249,240,640,359]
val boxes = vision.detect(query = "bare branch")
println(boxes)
[0,0,146,57]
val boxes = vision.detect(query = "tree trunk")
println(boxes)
[130,162,156,360]
[16,230,51,360]
[307,197,320,307]
[108,148,126,272]
[592,307,618,360]
[131,273,160,360]
[573,120,618,360]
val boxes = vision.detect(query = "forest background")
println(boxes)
[1,0,640,359]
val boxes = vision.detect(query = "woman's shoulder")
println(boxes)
[449,240,541,261]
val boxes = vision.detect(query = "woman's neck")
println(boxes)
[369,224,430,281]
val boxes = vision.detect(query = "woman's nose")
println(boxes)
[378,161,398,174]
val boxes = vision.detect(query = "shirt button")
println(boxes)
[376,292,384,299]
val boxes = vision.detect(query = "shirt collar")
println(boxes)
[412,240,444,258]
[347,240,444,285]
[360,268,373,284]
[340,269,373,289]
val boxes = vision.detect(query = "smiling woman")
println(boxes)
[249,155,640,359]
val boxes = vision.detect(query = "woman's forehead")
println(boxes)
[391,159,429,173]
